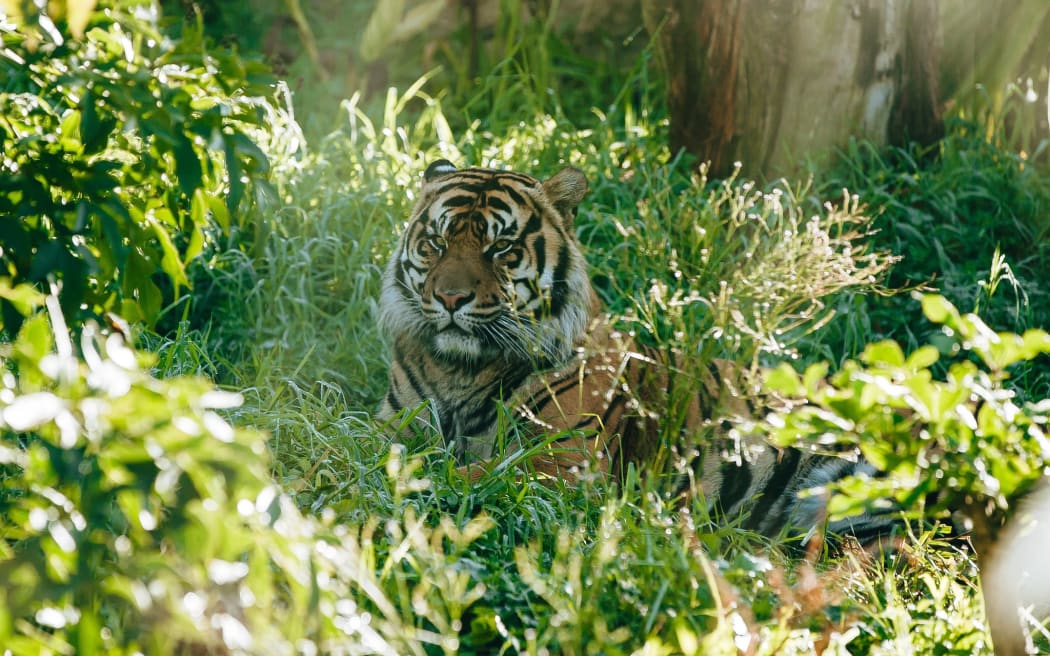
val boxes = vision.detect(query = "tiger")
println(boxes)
[378,159,897,545]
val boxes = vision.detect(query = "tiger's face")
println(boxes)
[380,160,598,367]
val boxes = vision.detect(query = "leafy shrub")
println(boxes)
[0,293,505,654]
[0,0,280,333]
[759,294,1050,551]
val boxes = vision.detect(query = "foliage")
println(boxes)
[4,1,1050,653]
[0,0,281,333]
[760,294,1050,548]
[0,295,513,654]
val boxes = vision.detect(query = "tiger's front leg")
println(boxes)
[455,342,668,486]
[457,430,617,484]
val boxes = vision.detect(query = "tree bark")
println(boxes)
[643,0,744,177]
[644,0,946,179]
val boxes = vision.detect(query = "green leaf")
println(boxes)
[920,294,959,326]
[173,132,203,196]
[14,313,53,363]
[224,136,244,215]
[905,345,939,371]
[227,132,270,175]
[65,0,99,38]
[860,340,905,367]
[802,362,829,395]
[147,212,189,290]
[206,189,230,232]
[1020,329,1050,359]
[763,363,803,397]
[79,89,115,155]
[59,109,82,152]
[0,279,45,317]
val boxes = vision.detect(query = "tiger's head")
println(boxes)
[380,160,598,367]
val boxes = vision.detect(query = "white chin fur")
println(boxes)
[435,331,483,359]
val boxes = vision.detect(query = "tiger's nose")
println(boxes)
[436,289,472,312]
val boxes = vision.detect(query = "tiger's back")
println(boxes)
[378,161,896,544]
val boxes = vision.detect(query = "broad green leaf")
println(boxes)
[920,294,959,326]
[173,132,203,196]
[227,132,270,174]
[861,340,905,367]
[1019,329,1050,360]
[206,189,230,232]
[79,89,115,155]
[190,187,207,227]
[65,0,99,38]
[977,402,1007,441]
[0,0,23,26]
[147,213,188,289]
[14,313,53,363]
[763,363,803,397]
[802,361,829,395]
[0,279,45,316]
[224,135,244,214]
[59,109,82,152]
[906,345,939,371]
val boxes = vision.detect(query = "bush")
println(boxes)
[759,293,1050,551]
[0,0,280,333]
[0,292,506,654]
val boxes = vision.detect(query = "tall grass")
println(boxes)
[805,111,1050,403]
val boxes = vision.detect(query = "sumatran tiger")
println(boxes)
[378,160,897,545]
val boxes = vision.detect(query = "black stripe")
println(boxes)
[696,360,724,416]
[521,211,542,235]
[572,416,599,432]
[441,193,478,208]
[528,372,586,415]
[533,235,547,278]
[459,404,498,437]
[549,242,570,316]
[714,459,753,514]
[494,172,538,186]
[487,195,512,214]
[397,353,431,406]
[744,449,802,532]
[502,184,528,208]
[597,393,627,435]
[434,181,483,196]
[385,387,403,413]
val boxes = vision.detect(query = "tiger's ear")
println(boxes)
[542,167,588,222]
[424,159,457,182]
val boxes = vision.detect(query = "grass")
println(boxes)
[133,8,1050,654]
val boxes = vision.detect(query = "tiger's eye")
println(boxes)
[427,234,447,251]
[490,238,513,254]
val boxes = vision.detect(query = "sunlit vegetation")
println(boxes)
[2,0,1049,653]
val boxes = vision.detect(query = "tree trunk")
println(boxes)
[643,0,944,179]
